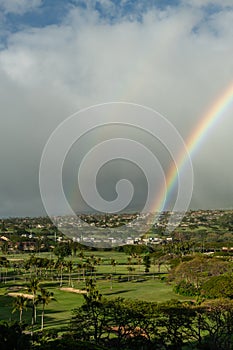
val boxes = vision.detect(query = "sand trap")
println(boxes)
[8,258,24,261]
[8,292,34,299]
[60,287,87,294]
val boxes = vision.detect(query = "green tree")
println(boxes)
[27,277,40,327]
[201,275,233,299]
[127,266,135,281]
[111,259,117,275]
[195,299,233,350]
[37,288,56,330]
[55,258,65,287]
[143,255,151,273]
[1,240,9,255]
[67,260,73,287]
[54,243,72,259]
[157,300,196,349]
[170,256,229,287]
[12,296,28,323]
[71,279,103,343]
[0,256,9,282]
[0,321,31,350]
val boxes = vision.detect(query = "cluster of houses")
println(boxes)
[0,210,233,252]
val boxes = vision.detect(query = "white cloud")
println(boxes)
[0,0,42,15]
[181,0,233,8]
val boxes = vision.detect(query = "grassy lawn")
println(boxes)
[0,251,193,331]
[98,278,190,302]
[0,281,84,330]
[83,251,128,264]
[0,276,191,330]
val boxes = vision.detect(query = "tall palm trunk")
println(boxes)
[33,292,37,323]
[19,308,22,323]
[41,305,45,330]
[60,266,63,287]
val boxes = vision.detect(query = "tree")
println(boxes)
[55,258,65,287]
[106,274,113,290]
[150,251,171,273]
[143,255,151,273]
[170,256,229,288]
[12,296,28,323]
[70,295,157,348]
[136,254,142,272]
[0,321,31,350]
[127,266,135,281]
[54,243,72,259]
[27,277,40,327]
[201,275,233,299]
[37,288,56,330]
[71,279,103,343]
[161,299,195,346]
[111,259,117,275]
[67,260,73,287]
[194,299,233,350]
[84,278,102,306]
[174,280,199,297]
[1,240,9,255]
[1,220,7,233]
[0,256,9,282]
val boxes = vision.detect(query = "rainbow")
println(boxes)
[158,82,233,212]
[70,83,233,215]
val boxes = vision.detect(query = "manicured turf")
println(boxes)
[0,277,191,330]
[99,278,189,302]
[0,251,192,330]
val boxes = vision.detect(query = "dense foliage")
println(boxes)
[174,280,199,297]
[65,294,233,349]
[201,275,233,299]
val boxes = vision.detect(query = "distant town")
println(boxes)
[0,209,233,253]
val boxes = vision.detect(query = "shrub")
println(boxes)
[174,280,199,296]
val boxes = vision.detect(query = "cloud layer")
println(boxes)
[0,0,42,15]
[0,0,233,216]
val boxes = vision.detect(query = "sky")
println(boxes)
[0,0,233,217]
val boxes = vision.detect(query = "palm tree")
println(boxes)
[25,255,37,278]
[111,259,117,275]
[81,262,87,283]
[3,258,9,283]
[37,288,56,330]
[106,274,113,290]
[55,258,65,287]
[12,296,28,323]
[136,254,142,272]
[1,240,8,255]
[127,266,135,281]
[127,256,133,281]
[27,277,40,325]
[76,262,82,283]
[0,257,8,282]
[79,250,85,262]
[67,260,73,287]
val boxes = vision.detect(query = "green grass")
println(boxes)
[0,276,191,330]
[0,282,84,330]
[42,288,83,328]
[98,278,190,302]
[72,251,132,265]
[0,251,193,331]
